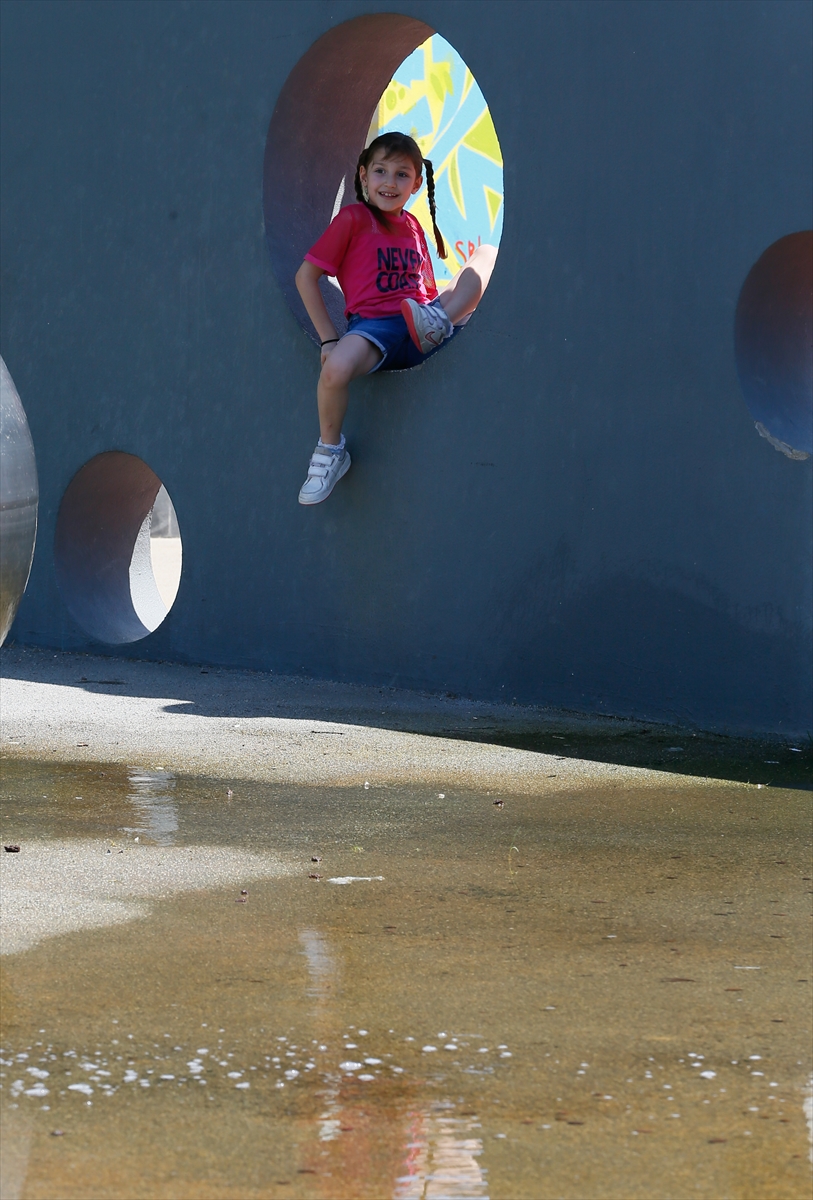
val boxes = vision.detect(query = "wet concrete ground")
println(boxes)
[1,757,811,1199]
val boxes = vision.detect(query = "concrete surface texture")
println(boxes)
[0,840,295,956]
[0,0,811,734]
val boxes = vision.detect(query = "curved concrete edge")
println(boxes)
[54,452,161,645]
[0,357,38,646]
[264,13,434,337]
[0,647,729,794]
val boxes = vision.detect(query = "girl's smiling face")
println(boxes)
[359,153,422,215]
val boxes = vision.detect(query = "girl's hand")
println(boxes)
[320,342,337,366]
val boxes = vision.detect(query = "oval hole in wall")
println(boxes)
[54,452,182,644]
[735,230,813,460]
[264,14,503,342]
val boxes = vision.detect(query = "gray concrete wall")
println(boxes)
[1,0,811,734]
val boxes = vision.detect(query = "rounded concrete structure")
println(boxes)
[0,1,811,735]
[735,231,813,459]
[54,452,176,645]
[0,357,38,645]
[264,13,435,338]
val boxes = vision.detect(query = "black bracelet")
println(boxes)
[320,338,339,347]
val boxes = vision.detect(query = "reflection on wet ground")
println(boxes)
[124,769,179,844]
[0,761,811,1198]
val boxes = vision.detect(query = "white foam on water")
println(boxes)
[327,876,385,885]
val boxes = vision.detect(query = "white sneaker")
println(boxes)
[298,443,351,505]
[401,297,453,354]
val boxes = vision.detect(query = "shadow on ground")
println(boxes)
[438,726,812,790]
[2,645,811,790]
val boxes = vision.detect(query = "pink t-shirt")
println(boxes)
[305,203,438,318]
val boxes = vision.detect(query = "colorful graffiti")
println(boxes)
[370,34,504,286]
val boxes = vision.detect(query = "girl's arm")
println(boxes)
[295,261,339,347]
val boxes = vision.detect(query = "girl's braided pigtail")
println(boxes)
[423,159,447,259]
[353,151,368,203]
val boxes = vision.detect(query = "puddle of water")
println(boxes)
[0,761,811,1198]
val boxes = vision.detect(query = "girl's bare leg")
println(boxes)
[438,244,498,325]
[317,334,382,444]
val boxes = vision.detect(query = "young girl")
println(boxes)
[295,131,497,504]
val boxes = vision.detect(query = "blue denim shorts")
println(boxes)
[344,311,463,373]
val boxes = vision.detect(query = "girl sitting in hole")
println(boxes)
[295,131,497,505]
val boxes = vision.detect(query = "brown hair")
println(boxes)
[354,132,447,258]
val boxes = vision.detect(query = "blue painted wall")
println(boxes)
[1,0,811,734]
